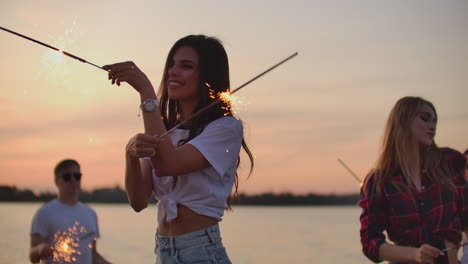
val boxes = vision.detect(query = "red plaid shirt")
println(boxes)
[359,148,467,263]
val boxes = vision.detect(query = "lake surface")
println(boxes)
[0,202,370,263]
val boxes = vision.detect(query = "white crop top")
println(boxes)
[150,116,243,224]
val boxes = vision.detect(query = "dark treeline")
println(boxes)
[0,185,359,206]
[234,193,359,206]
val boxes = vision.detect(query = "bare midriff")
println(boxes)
[157,204,218,237]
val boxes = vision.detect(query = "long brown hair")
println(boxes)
[364,96,453,196]
[158,35,254,207]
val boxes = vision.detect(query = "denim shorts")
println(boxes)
[154,224,231,264]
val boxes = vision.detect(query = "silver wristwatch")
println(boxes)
[140,98,160,112]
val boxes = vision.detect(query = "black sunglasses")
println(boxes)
[61,173,82,182]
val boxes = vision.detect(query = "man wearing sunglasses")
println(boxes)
[29,159,111,264]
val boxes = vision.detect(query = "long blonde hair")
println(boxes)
[365,96,453,196]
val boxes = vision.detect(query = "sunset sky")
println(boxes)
[1,0,467,195]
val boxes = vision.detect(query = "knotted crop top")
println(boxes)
[150,116,243,224]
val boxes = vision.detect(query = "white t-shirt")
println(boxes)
[30,199,100,264]
[152,116,243,224]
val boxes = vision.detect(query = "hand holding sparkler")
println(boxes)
[126,133,161,158]
[33,242,54,262]
[441,240,468,253]
[414,244,445,263]
[103,62,155,96]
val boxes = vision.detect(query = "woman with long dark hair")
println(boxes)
[103,35,253,263]
[359,96,467,264]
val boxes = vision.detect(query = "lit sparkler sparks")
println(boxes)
[35,19,85,88]
[218,91,233,107]
[208,86,235,116]
[208,84,248,117]
[51,221,95,263]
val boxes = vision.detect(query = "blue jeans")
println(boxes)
[155,224,231,264]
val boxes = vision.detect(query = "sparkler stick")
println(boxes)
[337,158,363,185]
[0,26,106,71]
[441,240,468,253]
[77,232,95,241]
[159,52,298,138]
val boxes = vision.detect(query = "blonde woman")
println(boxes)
[359,96,467,264]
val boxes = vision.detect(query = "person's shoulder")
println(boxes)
[439,147,465,163]
[364,168,389,183]
[438,147,466,180]
[39,199,58,210]
[77,202,97,213]
[440,147,463,156]
[209,116,242,126]
[76,202,99,221]
[361,168,395,197]
[207,116,243,132]
[362,169,379,191]
[33,199,58,218]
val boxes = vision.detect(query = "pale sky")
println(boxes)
[1,0,467,194]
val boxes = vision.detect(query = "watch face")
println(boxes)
[144,101,155,112]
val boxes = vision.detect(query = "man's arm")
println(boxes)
[29,234,52,263]
[92,241,111,264]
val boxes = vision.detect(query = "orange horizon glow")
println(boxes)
[1,1,467,195]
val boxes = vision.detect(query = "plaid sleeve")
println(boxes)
[448,149,468,229]
[359,173,387,263]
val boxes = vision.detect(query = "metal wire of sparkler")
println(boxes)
[159,52,298,138]
[441,240,468,253]
[337,158,363,186]
[77,231,95,241]
[0,26,107,71]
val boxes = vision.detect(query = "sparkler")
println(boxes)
[441,240,468,253]
[51,221,95,263]
[159,52,298,138]
[209,88,234,115]
[0,26,106,71]
[337,158,363,186]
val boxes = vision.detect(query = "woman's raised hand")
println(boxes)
[126,133,162,158]
[103,61,154,95]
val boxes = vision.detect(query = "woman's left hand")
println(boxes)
[103,61,154,95]
[126,133,162,158]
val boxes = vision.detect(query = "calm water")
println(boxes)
[0,202,369,263]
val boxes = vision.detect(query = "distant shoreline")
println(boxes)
[0,201,359,206]
[0,185,360,206]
